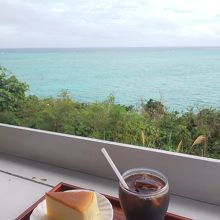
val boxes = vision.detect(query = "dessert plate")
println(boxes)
[30,189,113,220]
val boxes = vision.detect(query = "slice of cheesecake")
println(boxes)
[46,191,99,220]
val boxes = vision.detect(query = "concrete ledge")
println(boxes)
[0,153,220,220]
[0,123,220,205]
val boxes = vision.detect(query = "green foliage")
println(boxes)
[0,66,28,112]
[141,98,165,116]
[0,68,219,159]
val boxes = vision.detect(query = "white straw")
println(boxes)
[101,148,129,189]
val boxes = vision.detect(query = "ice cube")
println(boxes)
[151,197,160,207]
[134,179,157,190]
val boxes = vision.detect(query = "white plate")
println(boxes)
[30,189,113,220]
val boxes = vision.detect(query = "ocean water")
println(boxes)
[0,47,220,111]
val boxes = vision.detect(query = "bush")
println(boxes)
[0,66,28,112]
[0,68,219,159]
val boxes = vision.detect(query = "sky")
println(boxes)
[0,0,220,48]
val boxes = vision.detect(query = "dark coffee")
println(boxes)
[119,170,169,220]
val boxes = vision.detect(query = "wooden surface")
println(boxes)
[15,182,192,220]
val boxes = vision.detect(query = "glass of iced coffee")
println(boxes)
[119,168,169,220]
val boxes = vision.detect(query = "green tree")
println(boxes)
[0,66,28,112]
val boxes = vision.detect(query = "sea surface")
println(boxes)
[0,47,220,111]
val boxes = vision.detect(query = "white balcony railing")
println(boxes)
[0,123,220,219]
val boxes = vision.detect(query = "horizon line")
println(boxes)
[0,46,220,50]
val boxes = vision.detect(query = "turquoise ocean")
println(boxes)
[0,47,220,111]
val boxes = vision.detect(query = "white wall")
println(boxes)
[0,123,220,205]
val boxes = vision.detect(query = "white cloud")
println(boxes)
[0,0,220,47]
